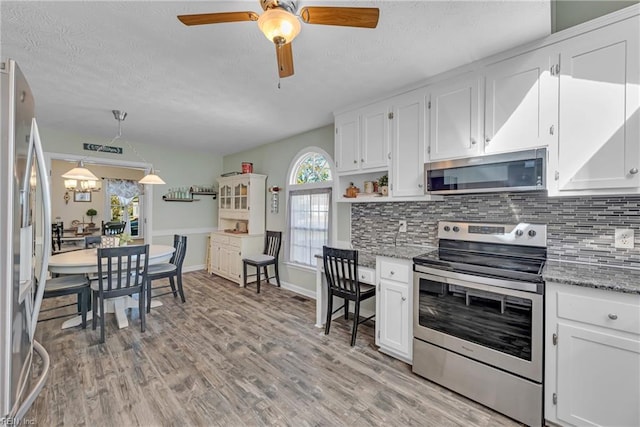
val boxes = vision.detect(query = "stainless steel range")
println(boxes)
[412,221,546,427]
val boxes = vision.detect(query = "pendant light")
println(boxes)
[61,159,99,181]
[111,110,166,185]
[60,110,166,185]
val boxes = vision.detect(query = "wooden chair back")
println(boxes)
[263,231,282,258]
[103,221,126,235]
[96,244,148,295]
[171,234,188,271]
[322,246,360,297]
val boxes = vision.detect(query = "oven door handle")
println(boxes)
[414,271,543,301]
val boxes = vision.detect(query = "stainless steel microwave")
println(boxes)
[425,148,546,195]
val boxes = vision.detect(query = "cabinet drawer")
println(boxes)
[380,259,409,283]
[211,234,229,244]
[227,236,242,248]
[557,291,640,336]
[357,268,375,284]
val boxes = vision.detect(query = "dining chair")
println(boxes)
[102,221,126,236]
[40,274,91,328]
[322,246,376,347]
[92,244,149,343]
[85,236,102,248]
[51,223,62,252]
[242,231,282,293]
[146,235,187,313]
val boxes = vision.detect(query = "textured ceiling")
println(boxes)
[1,1,550,156]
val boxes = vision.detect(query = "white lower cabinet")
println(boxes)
[376,257,412,363]
[208,232,263,286]
[545,282,640,427]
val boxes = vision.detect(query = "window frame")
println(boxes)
[103,180,144,238]
[285,147,335,268]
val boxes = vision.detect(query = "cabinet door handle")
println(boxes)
[608,313,618,320]
[485,137,491,144]
[353,160,358,164]
[471,138,476,145]
[418,184,423,188]
[401,296,407,301]
[630,168,638,175]
[361,158,365,163]
[389,271,394,275]
[387,152,391,159]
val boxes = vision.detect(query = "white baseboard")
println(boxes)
[280,280,316,299]
[183,264,206,273]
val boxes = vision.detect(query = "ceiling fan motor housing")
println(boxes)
[260,0,297,14]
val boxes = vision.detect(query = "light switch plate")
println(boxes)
[615,229,634,249]
[398,220,407,233]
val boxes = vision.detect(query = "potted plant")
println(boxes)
[85,208,97,226]
[378,174,389,196]
[119,232,133,246]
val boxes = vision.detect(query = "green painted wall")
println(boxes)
[41,126,223,269]
[552,0,638,32]
[223,124,337,294]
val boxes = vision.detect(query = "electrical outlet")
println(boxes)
[398,220,407,233]
[615,229,634,249]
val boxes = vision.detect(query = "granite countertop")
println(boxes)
[543,260,640,295]
[355,245,436,269]
[315,245,435,270]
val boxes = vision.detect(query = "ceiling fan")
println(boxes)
[177,0,379,78]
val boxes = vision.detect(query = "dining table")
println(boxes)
[48,244,176,330]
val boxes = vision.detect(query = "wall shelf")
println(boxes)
[162,197,199,202]
[191,191,217,199]
[162,189,218,202]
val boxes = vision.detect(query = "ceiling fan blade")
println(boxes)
[299,7,379,28]
[276,42,294,78]
[177,11,259,26]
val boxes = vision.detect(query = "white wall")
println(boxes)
[42,126,224,270]
[223,125,338,295]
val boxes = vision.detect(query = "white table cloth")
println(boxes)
[48,244,175,329]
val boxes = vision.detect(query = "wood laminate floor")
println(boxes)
[28,270,521,426]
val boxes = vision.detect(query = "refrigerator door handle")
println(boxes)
[28,119,51,339]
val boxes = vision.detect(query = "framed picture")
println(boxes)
[74,191,91,202]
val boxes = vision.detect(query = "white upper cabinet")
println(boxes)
[334,101,389,174]
[360,102,390,170]
[390,88,427,197]
[334,111,360,173]
[551,17,640,194]
[484,50,559,154]
[429,74,483,161]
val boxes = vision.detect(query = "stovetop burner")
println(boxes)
[413,221,547,284]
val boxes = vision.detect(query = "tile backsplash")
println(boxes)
[351,192,640,267]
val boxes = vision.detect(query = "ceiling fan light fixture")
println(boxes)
[258,8,301,44]
[61,160,99,181]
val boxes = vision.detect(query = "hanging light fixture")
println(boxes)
[111,110,166,185]
[60,110,166,185]
[61,159,99,181]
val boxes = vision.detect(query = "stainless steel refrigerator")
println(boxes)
[1,59,51,422]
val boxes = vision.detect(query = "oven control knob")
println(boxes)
[515,229,524,237]
[452,226,460,232]
[443,226,451,232]
[528,230,537,237]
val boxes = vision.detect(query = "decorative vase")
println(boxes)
[380,186,389,196]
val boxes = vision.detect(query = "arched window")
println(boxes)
[287,148,333,267]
